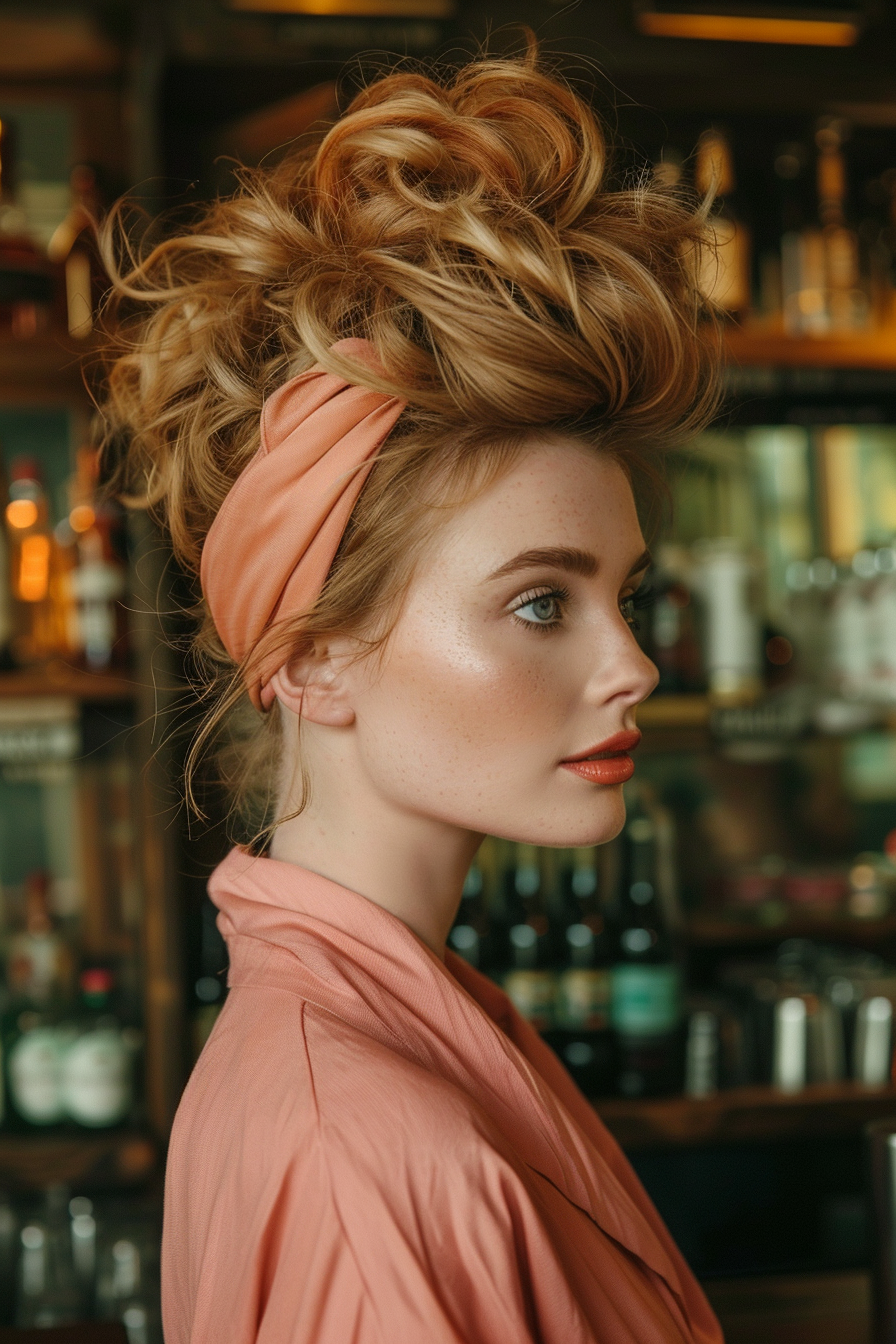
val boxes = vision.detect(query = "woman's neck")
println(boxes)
[268,796,483,960]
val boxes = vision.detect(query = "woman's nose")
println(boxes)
[588,619,660,708]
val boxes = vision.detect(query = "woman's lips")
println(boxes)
[560,729,641,785]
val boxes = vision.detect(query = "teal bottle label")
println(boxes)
[611,964,681,1037]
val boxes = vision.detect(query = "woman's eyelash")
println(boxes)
[621,582,656,630]
[510,586,570,631]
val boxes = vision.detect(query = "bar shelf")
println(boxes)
[0,664,137,702]
[0,329,96,397]
[594,1081,896,1150]
[724,325,896,370]
[686,912,896,948]
[0,1129,158,1191]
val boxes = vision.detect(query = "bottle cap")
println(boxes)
[80,968,114,996]
[9,456,41,483]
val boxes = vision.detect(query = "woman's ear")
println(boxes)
[267,642,357,727]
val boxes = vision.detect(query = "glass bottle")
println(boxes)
[0,455,13,669]
[544,848,617,1096]
[499,844,556,1033]
[59,968,138,1129]
[610,786,684,1097]
[3,872,75,1131]
[816,120,868,333]
[4,457,72,664]
[0,116,56,339]
[447,864,491,973]
[694,128,751,320]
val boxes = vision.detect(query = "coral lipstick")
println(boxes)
[560,729,641,785]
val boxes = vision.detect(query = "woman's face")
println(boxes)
[339,438,659,848]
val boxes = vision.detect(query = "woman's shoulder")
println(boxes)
[178,982,519,1170]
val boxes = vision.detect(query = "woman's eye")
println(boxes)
[512,589,567,628]
[621,582,655,630]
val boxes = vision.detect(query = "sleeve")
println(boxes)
[258,1133,560,1344]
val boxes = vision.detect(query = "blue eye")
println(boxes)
[511,587,568,630]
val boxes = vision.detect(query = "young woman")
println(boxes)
[103,45,722,1344]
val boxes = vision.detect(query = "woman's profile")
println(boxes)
[102,41,723,1344]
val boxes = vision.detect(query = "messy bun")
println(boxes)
[99,41,720,829]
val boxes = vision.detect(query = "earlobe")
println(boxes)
[267,656,356,727]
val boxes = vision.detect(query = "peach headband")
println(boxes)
[201,338,406,710]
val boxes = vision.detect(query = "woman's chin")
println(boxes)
[488,792,628,849]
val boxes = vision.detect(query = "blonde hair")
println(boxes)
[99,41,720,836]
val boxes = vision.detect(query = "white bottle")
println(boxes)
[693,540,762,702]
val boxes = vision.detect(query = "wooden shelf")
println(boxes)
[638,695,712,729]
[0,664,137,702]
[725,325,896,370]
[594,1081,896,1150]
[687,912,896,947]
[0,330,96,398]
[0,1129,157,1190]
[704,1271,870,1344]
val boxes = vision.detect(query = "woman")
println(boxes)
[103,44,722,1344]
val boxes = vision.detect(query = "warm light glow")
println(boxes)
[17,533,50,602]
[6,498,38,530]
[69,504,95,533]
[229,0,452,12]
[636,11,859,45]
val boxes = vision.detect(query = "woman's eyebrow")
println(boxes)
[485,546,599,583]
[485,545,653,584]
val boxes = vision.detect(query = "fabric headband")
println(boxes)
[200,338,407,710]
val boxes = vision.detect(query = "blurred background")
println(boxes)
[1,1,896,1341]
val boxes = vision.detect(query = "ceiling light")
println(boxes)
[634,2,864,45]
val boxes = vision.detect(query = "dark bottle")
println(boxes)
[544,848,617,1096]
[498,844,556,1033]
[610,788,684,1097]
[638,550,704,695]
[448,864,491,973]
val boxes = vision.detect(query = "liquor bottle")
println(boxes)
[96,1237,150,1335]
[68,1195,97,1315]
[544,849,616,1096]
[59,968,137,1129]
[448,864,491,972]
[0,1195,17,1325]
[4,457,72,664]
[775,139,830,336]
[3,872,75,1131]
[499,845,556,1033]
[5,871,74,1007]
[610,786,684,1097]
[3,1008,69,1130]
[15,1188,81,1328]
[0,457,13,669]
[47,164,101,340]
[0,116,56,339]
[694,128,751,320]
[639,547,704,694]
[816,120,868,334]
[692,539,762,705]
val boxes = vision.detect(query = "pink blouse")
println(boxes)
[162,848,723,1344]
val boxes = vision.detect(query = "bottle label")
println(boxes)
[611,965,681,1037]
[8,1027,65,1124]
[556,969,611,1031]
[61,1029,132,1127]
[503,970,556,1032]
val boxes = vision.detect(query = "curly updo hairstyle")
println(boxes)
[100,40,720,835]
